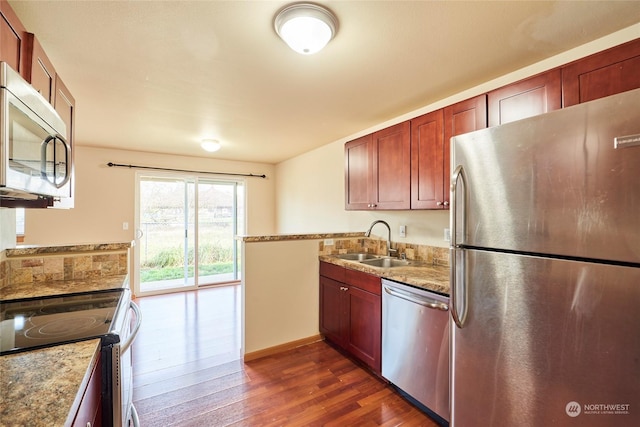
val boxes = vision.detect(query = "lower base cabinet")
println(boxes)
[319,261,381,374]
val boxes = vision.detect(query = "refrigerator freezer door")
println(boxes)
[451,88,640,263]
[451,249,640,427]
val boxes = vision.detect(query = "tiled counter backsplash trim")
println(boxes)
[319,237,449,267]
[0,250,128,288]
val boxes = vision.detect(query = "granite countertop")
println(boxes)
[0,339,101,427]
[319,254,450,295]
[0,275,129,301]
[5,242,132,257]
[239,232,364,242]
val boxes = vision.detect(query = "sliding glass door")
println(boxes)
[135,173,244,295]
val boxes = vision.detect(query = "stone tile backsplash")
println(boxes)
[6,252,128,285]
[318,237,449,267]
[0,244,131,290]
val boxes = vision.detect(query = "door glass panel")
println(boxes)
[8,102,50,177]
[139,177,195,293]
[197,180,243,284]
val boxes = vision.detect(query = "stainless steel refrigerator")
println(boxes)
[449,88,640,427]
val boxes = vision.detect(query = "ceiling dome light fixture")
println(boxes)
[274,3,338,55]
[201,139,221,152]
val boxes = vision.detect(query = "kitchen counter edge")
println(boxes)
[238,232,365,242]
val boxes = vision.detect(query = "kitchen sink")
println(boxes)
[359,258,410,268]
[335,253,381,261]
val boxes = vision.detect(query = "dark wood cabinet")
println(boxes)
[372,121,410,210]
[319,275,347,348]
[410,109,444,209]
[319,262,381,373]
[443,95,487,205]
[72,353,102,427]
[0,0,27,77]
[24,33,56,103]
[562,38,640,107]
[344,134,373,210]
[345,121,410,210]
[488,69,561,127]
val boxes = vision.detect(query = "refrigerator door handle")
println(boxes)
[450,164,466,248]
[450,165,468,328]
[450,248,468,328]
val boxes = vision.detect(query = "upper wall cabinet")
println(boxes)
[410,110,444,209]
[24,33,56,103]
[345,39,638,211]
[488,69,561,127]
[0,0,27,76]
[345,121,410,210]
[345,134,373,210]
[442,95,487,207]
[562,38,640,107]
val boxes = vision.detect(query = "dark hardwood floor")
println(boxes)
[132,285,440,426]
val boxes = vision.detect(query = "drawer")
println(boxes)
[345,268,380,295]
[320,261,346,282]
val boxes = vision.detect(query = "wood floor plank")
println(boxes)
[133,285,442,426]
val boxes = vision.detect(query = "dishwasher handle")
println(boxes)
[384,286,449,311]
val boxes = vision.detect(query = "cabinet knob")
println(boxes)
[436,201,443,206]
[367,203,377,208]
[443,201,449,207]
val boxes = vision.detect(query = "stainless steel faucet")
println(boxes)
[364,220,397,257]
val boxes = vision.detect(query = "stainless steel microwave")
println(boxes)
[0,61,71,203]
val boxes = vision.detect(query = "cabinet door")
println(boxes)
[0,0,27,76]
[411,109,444,209]
[24,33,56,103]
[562,38,640,107]
[372,121,410,210]
[346,285,381,373]
[345,134,373,210]
[444,95,487,206]
[488,69,561,127]
[319,276,346,347]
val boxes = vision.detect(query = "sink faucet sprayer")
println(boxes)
[364,220,397,257]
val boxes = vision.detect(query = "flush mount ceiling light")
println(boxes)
[201,139,221,152]
[274,3,338,55]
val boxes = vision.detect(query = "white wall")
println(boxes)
[274,25,640,247]
[24,145,277,245]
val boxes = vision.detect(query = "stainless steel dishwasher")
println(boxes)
[381,278,450,424]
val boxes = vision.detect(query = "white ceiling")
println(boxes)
[9,1,640,164]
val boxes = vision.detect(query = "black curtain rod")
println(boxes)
[107,162,267,179]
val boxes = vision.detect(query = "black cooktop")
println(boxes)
[0,288,126,355]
